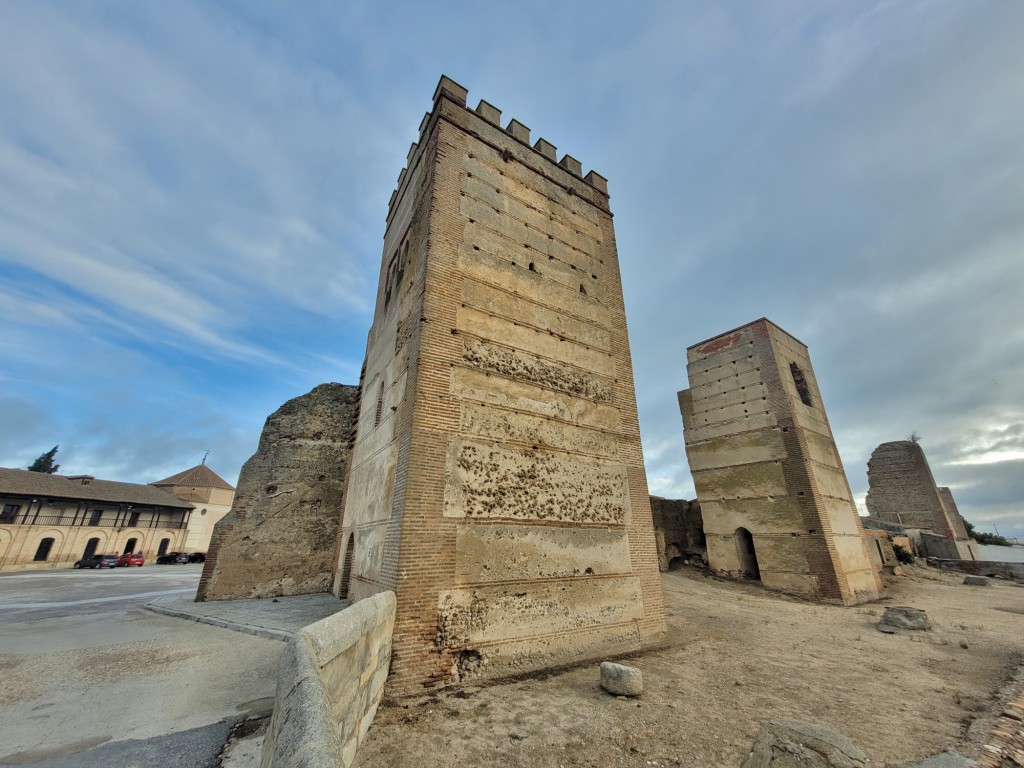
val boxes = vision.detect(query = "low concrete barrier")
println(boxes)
[261,591,396,768]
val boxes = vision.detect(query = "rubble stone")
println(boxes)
[741,719,869,768]
[880,606,932,631]
[600,662,643,697]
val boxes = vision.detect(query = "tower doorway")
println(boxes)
[735,527,760,580]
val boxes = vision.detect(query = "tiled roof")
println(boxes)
[151,464,235,491]
[0,467,193,509]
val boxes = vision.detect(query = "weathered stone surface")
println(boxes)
[880,606,932,630]
[741,719,869,768]
[876,623,898,634]
[444,438,628,524]
[197,383,360,601]
[599,662,643,696]
[963,575,992,586]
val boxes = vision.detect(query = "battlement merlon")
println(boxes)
[387,74,610,222]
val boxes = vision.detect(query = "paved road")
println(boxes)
[0,563,202,623]
[0,565,281,768]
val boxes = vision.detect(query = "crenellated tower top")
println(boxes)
[388,75,609,220]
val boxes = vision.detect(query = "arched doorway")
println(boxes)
[34,538,56,562]
[735,528,760,580]
[158,538,170,557]
[124,538,138,554]
[338,535,355,600]
[82,537,100,559]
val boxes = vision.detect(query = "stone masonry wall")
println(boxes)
[197,383,360,601]
[335,76,666,695]
[679,318,881,605]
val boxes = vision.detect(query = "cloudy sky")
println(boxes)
[1,1,1021,538]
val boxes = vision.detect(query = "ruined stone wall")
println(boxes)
[679,319,881,605]
[649,496,705,571]
[865,441,948,533]
[335,76,666,694]
[936,486,971,540]
[865,441,966,541]
[196,383,359,601]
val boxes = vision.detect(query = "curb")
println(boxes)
[143,602,294,642]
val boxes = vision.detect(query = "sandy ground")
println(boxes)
[352,566,1023,768]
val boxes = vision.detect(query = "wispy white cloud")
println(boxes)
[0,1,1022,537]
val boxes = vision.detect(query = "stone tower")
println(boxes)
[865,440,976,559]
[334,76,666,694]
[678,318,881,605]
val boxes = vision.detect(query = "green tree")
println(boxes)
[963,519,1011,547]
[27,445,60,474]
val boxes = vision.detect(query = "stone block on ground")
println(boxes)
[599,662,643,696]
[880,606,931,630]
[741,719,869,768]
[963,575,991,587]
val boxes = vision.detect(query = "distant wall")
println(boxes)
[261,591,396,768]
[649,497,704,571]
[197,383,360,601]
[978,544,1024,563]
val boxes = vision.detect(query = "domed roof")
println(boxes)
[152,463,235,491]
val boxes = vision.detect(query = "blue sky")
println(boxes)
[1,1,1022,538]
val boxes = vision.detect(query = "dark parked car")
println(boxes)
[116,552,145,567]
[74,554,118,569]
[156,552,190,564]
[187,552,206,563]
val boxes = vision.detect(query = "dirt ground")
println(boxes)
[353,566,1023,768]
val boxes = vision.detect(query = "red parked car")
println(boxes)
[116,552,145,567]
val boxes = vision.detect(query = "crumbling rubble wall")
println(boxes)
[866,441,958,536]
[865,442,978,559]
[197,383,360,601]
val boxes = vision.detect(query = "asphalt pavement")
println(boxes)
[0,564,340,767]
[0,564,199,623]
